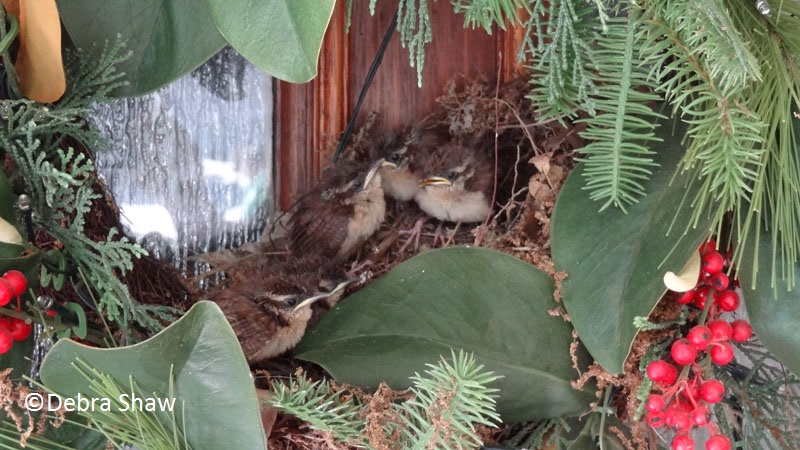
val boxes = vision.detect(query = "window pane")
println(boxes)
[91,47,273,269]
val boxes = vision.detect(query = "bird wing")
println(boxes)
[288,200,352,259]
[211,289,283,361]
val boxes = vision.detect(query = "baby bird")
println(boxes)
[415,141,493,223]
[209,259,351,365]
[288,158,390,263]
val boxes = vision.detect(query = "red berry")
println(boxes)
[709,272,729,291]
[701,240,717,254]
[710,342,735,365]
[694,289,709,309]
[676,290,696,305]
[707,320,733,341]
[0,281,12,307]
[687,325,712,350]
[706,435,731,450]
[647,360,678,385]
[681,381,701,405]
[672,434,694,450]
[646,411,665,428]
[671,339,698,365]
[691,405,709,426]
[7,318,32,341]
[665,407,692,433]
[731,320,753,342]
[715,289,740,312]
[706,319,733,341]
[0,328,12,354]
[701,251,725,274]
[700,379,726,403]
[2,270,27,296]
[645,394,664,413]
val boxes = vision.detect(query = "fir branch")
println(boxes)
[397,0,433,87]
[576,12,665,212]
[397,350,502,449]
[451,0,528,34]
[523,0,599,120]
[268,376,363,442]
[267,350,502,449]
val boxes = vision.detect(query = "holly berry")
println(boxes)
[710,341,735,365]
[706,435,731,450]
[0,328,12,354]
[7,318,32,341]
[0,280,12,307]
[701,240,718,254]
[731,320,753,342]
[665,407,692,433]
[671,339,697,365]
[709,272,729,291]
[707,320,733,341]
[672,434,694,450]
[645,394,664,413]
[676,290,695,305]
[715,290,740,312]
[2,270,27,296]
[701,251,725,274]
[694,288,709,309]
[700,379,726,404]
[691,405,709,426]
[647,360,678,386]
[687,325,712,350]
[646,411,665,428]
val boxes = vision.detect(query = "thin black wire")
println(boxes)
[331,11,398,162]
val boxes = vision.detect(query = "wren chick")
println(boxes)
[209,260,350,365]
[415,141,493,223]
[288,158,391,263]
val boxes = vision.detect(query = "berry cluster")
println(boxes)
[0,270,32,354]
[644,241,753,450]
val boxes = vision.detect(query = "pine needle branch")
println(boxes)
[397,0,433,87]
[452,0,529,34]
[576,11,665,212]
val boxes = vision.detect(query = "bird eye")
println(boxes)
[446,170,458,180]
[352,178,364,190]
[283,296,300,308]
[389,152,402,163]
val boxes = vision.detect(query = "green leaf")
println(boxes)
[738,230,800,377]
[204,0,335,82]
[551,117,713,374]
[57,0,226,96]
[296,246,594,423]
[0,171,21,230]
[39,301,265,450]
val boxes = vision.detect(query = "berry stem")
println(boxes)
[698,287,715,325]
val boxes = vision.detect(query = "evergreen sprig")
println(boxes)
[575,12,665,212]
[397,350,503,449]
[397,0,433,87]
[1,39,179,334]
[522,0,599,120]
[451,0,528,34]
[267,350,502,449]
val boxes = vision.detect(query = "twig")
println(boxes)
[474,52,503,246]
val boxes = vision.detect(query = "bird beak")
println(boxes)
[362,159,385,190]
[381,160,397,169]
[418,176,452,187]
[292,279,355,312]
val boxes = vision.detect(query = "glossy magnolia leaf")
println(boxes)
[40,301,265,450]
[56,0,226,96]
[204,0,335,82]
[551,117,713,374]
[296,246,594,423]
[738,230,800,377]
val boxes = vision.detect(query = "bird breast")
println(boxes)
[337,177,387,260]
[381,167,419,201]
[415,186,490,223]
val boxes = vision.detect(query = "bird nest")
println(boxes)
[243,76,585,449]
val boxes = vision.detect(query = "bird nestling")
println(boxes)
[209,259,352,365]
[288,158,392,263]
[372,127,449,202]
[415,140,493,223]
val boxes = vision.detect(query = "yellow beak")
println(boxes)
[418,176,452,187]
